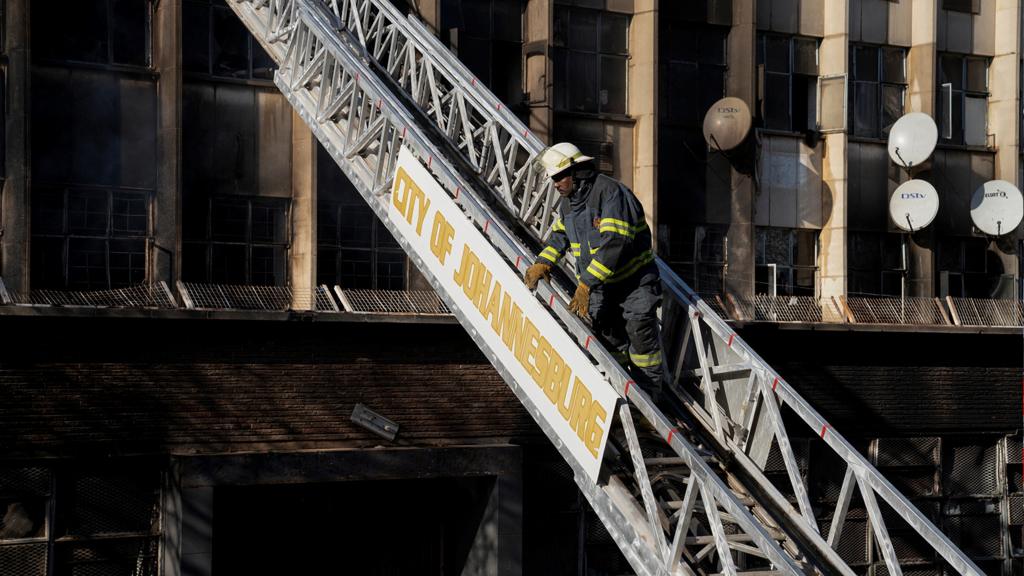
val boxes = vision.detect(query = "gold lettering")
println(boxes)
[429,211,455,265]
[584,401,607,457]
[452,245,473,288]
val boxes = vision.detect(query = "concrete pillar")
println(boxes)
[525,0,552,143]
[818,0,849,316]
[154,0,181,288]
[629,0,658,246]
[290,114,316,310]
[725,0,756,303]
[907,0,938,296]
[1,0,29,293]
[989,0,1021,286]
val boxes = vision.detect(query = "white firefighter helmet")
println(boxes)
[537,142,594,178]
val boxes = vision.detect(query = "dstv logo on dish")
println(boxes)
[901,192,927,199]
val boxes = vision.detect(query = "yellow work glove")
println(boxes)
[568,283,590,319]
[524,262,553,290]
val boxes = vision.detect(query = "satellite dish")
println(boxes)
[970,180,1024,236]
[703,97,752,151]
[889,179,940,232]
[888,113,938,168]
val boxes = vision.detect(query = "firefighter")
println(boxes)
[524,142,665,400]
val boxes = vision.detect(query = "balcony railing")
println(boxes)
[0,277,1019,326]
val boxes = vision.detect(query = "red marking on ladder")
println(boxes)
[820,424,830,439]
[427,155,433,168]
[515,255,522,269]
[523,129,529,137]
[356,72,361,82]
[624,380,633,396]
[584,335,593,349]
[548,294,555,307]
[497,103,503,112]
[727,333,735,348]
[471,78,477,86]
[667,428,678,445]
[483,220,491,234]
[402,126,407,138]
[376,98,382,110]
[772,376,779,392]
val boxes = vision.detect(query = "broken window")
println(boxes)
[938,53,989,147]
[757,34,819,133]
[441,0,525,117]
[552,5,629,115]
[847,231,905,297]
[849,45,906,139]
[30,188,149,290]
[316,145,406,290]
[755,228,818,296]
[32,0,151,67]
[183,0,274,80]
[182,196,289,286]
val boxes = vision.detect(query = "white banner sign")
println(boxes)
[388,147,618,482]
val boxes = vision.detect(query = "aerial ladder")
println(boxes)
[225,1,987,574]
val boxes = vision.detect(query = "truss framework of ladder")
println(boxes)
[226,2,986,575]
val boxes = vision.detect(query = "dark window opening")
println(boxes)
[848,231,905,297]
[938,237,1007,298]
[850,44,906,139]
[943,0,981,14]
[32,0,151,67]
[317,145,406,289]
[30,188,149,290]
[183,0,274,80]
[441,0,525,118]
[755,227,817,296]
[756,34,819,133]
[552,5,629,115]
[182,196,289,286]
[937,53,989,147]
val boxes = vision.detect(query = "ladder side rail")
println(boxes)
[256,3,808,574]
[657,261,986,576]
[328,0,558,237]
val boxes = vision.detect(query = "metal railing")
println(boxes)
[335,288,450,314]
[0,281,177,309]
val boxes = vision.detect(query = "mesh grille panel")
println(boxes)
[69,474,158,536]
[886,469,939,499]
[946,513,1003,558]
[1009,496,1023,526]
[0,468,51,497]
[875,438,940,467]
[56,538,157,576]
[0,542,47,576]
[944,441,999,497]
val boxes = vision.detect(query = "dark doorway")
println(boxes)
[214,477,495,575]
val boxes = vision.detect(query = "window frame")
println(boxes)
[31,0,154,69]
[551,5,630,117]
[30,186,151,291]
[848,44,907,140]
[182,0,275,83]
[754,227,819,297]
[182,195,291,286]
[756,33,820,134]
[937,52,990,147]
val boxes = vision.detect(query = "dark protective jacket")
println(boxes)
[536,169,654,287]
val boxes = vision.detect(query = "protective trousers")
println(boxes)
[588,268,664,399]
